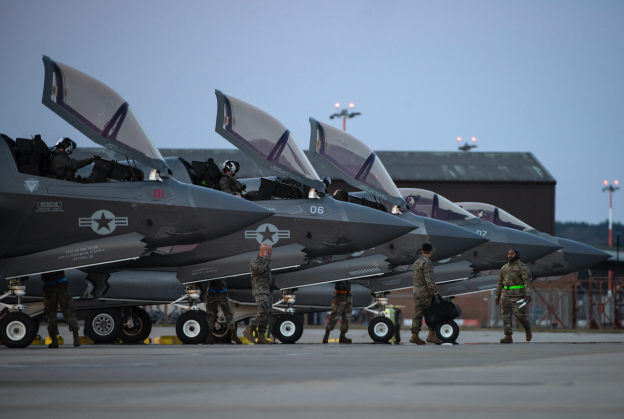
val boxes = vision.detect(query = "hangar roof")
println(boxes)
[73,148,556,183]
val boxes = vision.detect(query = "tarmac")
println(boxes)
[1,328,623,419]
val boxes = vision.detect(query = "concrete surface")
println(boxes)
[1,329,623,419]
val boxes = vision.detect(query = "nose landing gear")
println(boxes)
[0,278,36,348]
[365,292,395,343]
[271,289,304,344]
[173,284,209,344]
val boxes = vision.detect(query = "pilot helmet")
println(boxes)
[56,137,77,155]
[223,160,240,176]
[321,176,332,188]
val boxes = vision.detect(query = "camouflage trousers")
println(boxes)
[251,293,272,333]
[326,294,352,333]
[205,292,235,332]
[43,282,79,337]
[501,295,531,335]
[411,292,434,334]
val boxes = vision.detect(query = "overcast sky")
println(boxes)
[1,0,622,224]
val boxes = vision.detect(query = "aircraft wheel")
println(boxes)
[84,308,123,344]
[273,314,303,344]
[176,311,208,344]
[368,316,395,343]
[212,320,232,344]
[435,320,459,343]
[121,307,153,344]
[0,312,36,348]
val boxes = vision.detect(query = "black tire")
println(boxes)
[435,320,460,343]
[32,317,40,337]
[368,316,395,343]
[0,312,36,348]
[273,314,303,344]
[175,311,208,344]
[212,320,232,344]
[121,307,153,344]
[84,308,123,344]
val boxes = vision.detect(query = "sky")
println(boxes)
[0,0,622,224]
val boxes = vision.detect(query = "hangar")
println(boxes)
[74,148,556,234]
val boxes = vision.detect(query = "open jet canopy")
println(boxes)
[458,202,536,232]
[214,90,326,193]
[308,118,407,209]
[41,56,170,174]
[401,189,476,222]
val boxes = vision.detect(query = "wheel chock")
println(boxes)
[45,336,65,345]
[143,338,152,344]
[240,336,254,345]
[30,335,44,345]
[79,336,94,345]
[154,336,182,345]
[328,339,339,343]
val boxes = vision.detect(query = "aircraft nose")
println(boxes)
[503,228,563,262]
[342,203,417,248]
[557,238,611,271]
[422,218,489,260]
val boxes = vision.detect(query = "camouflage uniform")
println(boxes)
[411,256,437,334]
[41,271,80,337]
[219,173,244,195]
[250,254,272,333]
[496,259,532,335]
[326,281,352,333]
[49,150,92,180]
[205,279,236,332]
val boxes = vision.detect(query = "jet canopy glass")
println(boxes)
[41,56,169,173]
[214,91,325,192]
[309,118,407,208]
[458,202,536,232]
[399,188,476,221]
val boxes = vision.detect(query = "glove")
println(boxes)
[495,298,500,306]
[524,296,531,303]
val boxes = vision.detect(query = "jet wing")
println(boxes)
[308,118,407,209]
[176,244,308,284]
[41,56,170,174]
[214,90,326,192]
[0,233,148,279]
[273,254,392,290]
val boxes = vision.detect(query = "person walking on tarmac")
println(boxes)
[204,279,242,345]
[496,248,533,344]
[243,243,273,345]
[410,243,443,345]
[322,280,353,344]
[219,160,245,197]
[41,271,81,348]
[49,137,98,181]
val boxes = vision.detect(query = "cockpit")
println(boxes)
[458,202,536,232]
[399,189,476,222]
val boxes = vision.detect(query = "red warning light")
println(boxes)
[604,180,609,185]
[616,180,620,186]
[335,103,340,108]
[471,137,477,142]
[456,137,462,142]
[349,103,354,108]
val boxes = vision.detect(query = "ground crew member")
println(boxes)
[219,160,244,197]
[243,243,273,345]
[495,248,532,344]
[322,280,352,344]
[41,270,81,348]
[410,243,443,345]
[49,137,97,180]
[204,279,242,345]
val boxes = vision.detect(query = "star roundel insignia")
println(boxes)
[245,223,290,245]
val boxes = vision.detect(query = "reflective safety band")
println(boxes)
[43,277,67,286]
[505,285,524,290]
[335,290,350,294]
[209,288,228,294]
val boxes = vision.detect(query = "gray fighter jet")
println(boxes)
[0,56,274,347]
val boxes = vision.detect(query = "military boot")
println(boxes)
[409,333,426,345]
[205,330,214,345]
[243,326,256,344]
[426,329,443,345]
[48,335,59,349]
[322,330,330,344]
[256,332,272,345]
[500,334,513,344]
[73,331,81,347]
[231,329,243,345]
[525,328,532,342]
[339,331,352,344]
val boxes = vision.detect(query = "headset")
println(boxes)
[222,160,240,176]
[56,137,76,155]
[510,248,521,260]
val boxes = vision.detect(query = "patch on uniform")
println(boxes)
[245,223,290,244]
[79,210,128,235]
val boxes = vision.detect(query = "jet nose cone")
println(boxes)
[503,228,563,262]
[422,218,489,260]
[557,238,611,271]
[343,203,417,248]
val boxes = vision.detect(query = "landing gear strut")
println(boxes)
[272,289,304,344]
[173,284,208,344]
[0,278,36,348]
[365,292,395,343]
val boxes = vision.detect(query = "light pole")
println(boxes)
[603,180,620,247]
[330,102,361,131]
[457,136,477,152]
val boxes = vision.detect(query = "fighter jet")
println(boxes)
[0,56,274,347]
[306,120,562,342]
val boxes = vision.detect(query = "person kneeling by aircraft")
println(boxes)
[496,248,533,344]
[410,243,443,345]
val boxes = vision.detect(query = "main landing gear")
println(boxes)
[172,284,209,344]
[364,292,395,343]
[271,289,303,344]
[0,278,36,348]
